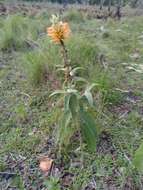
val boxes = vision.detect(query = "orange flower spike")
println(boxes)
[47,21,70,44]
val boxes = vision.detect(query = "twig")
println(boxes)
[60,39,71,84]
[0,172,16,175]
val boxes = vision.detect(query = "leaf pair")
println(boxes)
[83,83,98,107]
[79,107,97,152]
[57,110,73,148]
[50,84,98,152]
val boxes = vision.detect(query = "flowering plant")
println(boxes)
[47,15,98,154]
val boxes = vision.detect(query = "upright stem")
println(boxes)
[108,0,111,15]
[100,0,103,10]
[79,128,84,168]
[115,0,122,20]
[60,40,71,84]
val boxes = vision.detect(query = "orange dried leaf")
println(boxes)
[39,156,53,172]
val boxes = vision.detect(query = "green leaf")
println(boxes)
[79,108,97,152]
[70,67,84,76]
[69,94,78,120]
[133,142,143,171]
[64,90,78,112]
[86,83,98,91]
[56,111,72,147]
[83,83,98,107]
[64,94,71,112]
[67,88,78,94]
[84,90,94,107]
[49,90,66,97]
[57,68,66,72]
[73,77,88,83]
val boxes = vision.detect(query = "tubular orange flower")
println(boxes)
[47,22,70,44]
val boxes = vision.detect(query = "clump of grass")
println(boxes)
[0,127,42,156]
[63,9,86,23]
[22,34,99,86]
[67,34,99,67]
[22,37,62,86]
[0,14,41,51]
[22,50,49,86]
[0,15,27,51]
[86,60,125,108]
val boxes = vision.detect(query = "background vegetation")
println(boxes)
[0,1,143,189]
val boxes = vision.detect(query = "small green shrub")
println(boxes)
[23,50,49,85]
[0,15,27,50]
[63,9,86,23]
[0,15,41,51]
[67,35,98,67]
[1,128,41,155]
[22,35,98,86]
[22,38,62,85]
[44,177,60,190]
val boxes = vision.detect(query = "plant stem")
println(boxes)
[79,128,84,168]
[60,40,71,84]
[76,116,84,168]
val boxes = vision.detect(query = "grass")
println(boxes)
[0,2,143,189]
